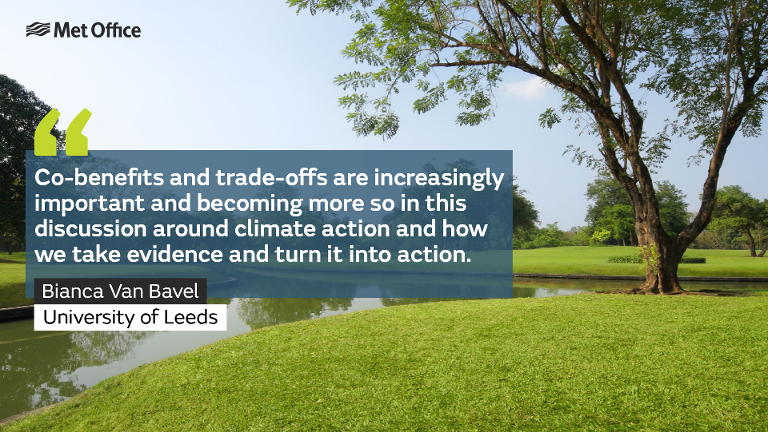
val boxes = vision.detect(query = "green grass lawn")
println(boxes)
[0,253,26,265]
[0,253,28,308]
[3,295,767,431]
[513,246,768,277]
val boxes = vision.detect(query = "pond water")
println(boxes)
[1,272,765,420]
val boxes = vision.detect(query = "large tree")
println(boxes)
[290,0,767,293]
[0,75,64,253]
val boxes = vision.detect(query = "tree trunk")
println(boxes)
[745,229,757,257]
[759,242,767,258]
[633,224,684,295]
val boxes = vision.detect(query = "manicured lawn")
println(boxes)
[513,246,768,277]
[0,253,26,265]
[3,295,767,431]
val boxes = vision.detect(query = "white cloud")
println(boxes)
[502,77,547,99]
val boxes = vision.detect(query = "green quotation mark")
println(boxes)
[34,108,92,156]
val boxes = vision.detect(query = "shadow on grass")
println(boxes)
[598,288,748,296]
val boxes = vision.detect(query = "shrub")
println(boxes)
[607,255,706,264]
[607,255,644,264]
[590,229,611,245]
[681,256,706,264]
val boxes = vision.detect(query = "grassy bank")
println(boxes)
[0,253,28,308]
[3,295,767,431]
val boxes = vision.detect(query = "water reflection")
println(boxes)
[237,298,353,329]
[0,329,153,417]
[1,326,84,415]
[69,332,154,366]
[211,267,516,298]
[381,298,463,306]
[1,297,365,419]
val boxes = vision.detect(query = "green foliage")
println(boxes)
[596,204,635,244]
[709,185,768,256]
[639,244,661,275]
[289,0,660,140]
[585,172,690,244]
[565,226,593,246]
[288,0,766,171]
[0,75,64,252]
[646,0,768,160]
[516,223,571,249]
[585,172,631,227]
[289,0,768,284]
[656,181,690,236]
[511,179,539,236]
[590,228,612,245]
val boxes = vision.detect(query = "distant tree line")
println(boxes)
[514,171,766,256]
[693,186,767,257]
[514,171,689,250]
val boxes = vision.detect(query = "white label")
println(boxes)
[34,304,227,331]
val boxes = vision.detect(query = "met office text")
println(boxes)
[54,22,141,38]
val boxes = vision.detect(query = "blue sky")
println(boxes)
[2,0,766,229]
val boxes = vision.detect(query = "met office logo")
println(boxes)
[25,21,141,38]
[26,22,51,37]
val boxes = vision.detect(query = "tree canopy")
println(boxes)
[710,185,768,257]
[290,0,767,293]
[0,75,64,252]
